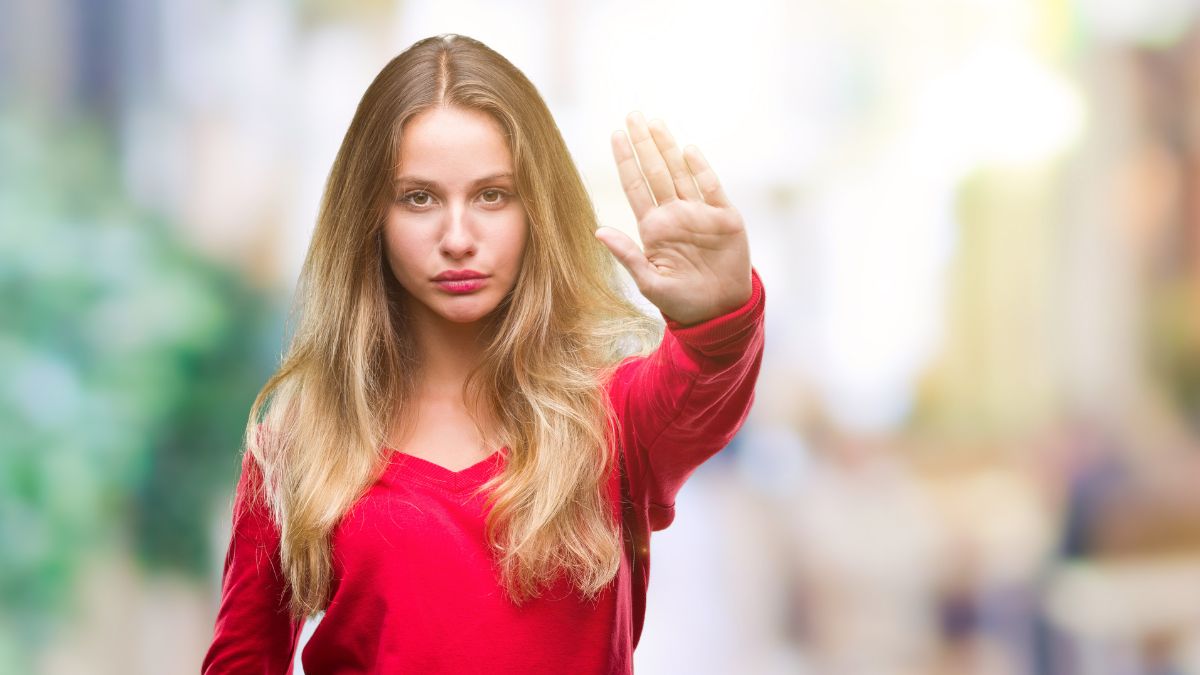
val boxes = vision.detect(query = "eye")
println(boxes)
[480,189,509,205]
[398,190,433,208]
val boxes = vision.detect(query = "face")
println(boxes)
[383,106,528,328]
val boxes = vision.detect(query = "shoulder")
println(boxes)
[601,354,646,398]
[235,422,283,509]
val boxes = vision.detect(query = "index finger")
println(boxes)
[611,129,655,221]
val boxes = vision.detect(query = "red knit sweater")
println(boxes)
[202,268,765,674]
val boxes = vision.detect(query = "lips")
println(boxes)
[432,269,488,281]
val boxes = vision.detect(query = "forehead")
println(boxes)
[395,106,513,183]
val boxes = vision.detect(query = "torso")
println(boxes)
[386,392,499,472]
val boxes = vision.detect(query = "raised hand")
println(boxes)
[595,111,753,327]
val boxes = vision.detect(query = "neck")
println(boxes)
[408,306,491,400]
[388,301,501,452]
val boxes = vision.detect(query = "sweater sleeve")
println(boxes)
[201,447,301,674]
[609,266,766,531]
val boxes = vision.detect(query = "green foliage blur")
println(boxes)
[0,107,283,666]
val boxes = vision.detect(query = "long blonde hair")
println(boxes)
[243,33,662,619]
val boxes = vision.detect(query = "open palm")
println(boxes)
[595,111,752,327]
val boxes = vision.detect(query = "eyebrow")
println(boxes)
[393,172,514,189]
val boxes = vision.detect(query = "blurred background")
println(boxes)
[3,0,1200,673]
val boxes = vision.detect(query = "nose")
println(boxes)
[439,203,476,259]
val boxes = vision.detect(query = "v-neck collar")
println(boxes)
[388,447,506,493]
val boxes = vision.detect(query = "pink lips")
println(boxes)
[432,269,488,294]
[433,269,487,281]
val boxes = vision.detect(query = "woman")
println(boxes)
[202,33,764,674]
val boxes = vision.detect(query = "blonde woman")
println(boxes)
[202,33,764,674]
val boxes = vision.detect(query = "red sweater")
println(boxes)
[202,267,765,674]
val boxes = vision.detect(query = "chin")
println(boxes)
[439,311,490,324]
[432,296,502,324]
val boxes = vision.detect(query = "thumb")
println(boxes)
[594,226,657,292]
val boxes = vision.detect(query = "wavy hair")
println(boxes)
[242,33,662,619]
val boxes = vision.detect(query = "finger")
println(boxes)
[648,119,702,201]
[611,130,655,222]
[625,111,677,206]
[682,144,730,208]
[594,226,658,293]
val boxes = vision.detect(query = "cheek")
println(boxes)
[503,214,530,263]
[381,222,422,279]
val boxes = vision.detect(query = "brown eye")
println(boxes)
[399,191,433,208]
[480,189,508,205]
